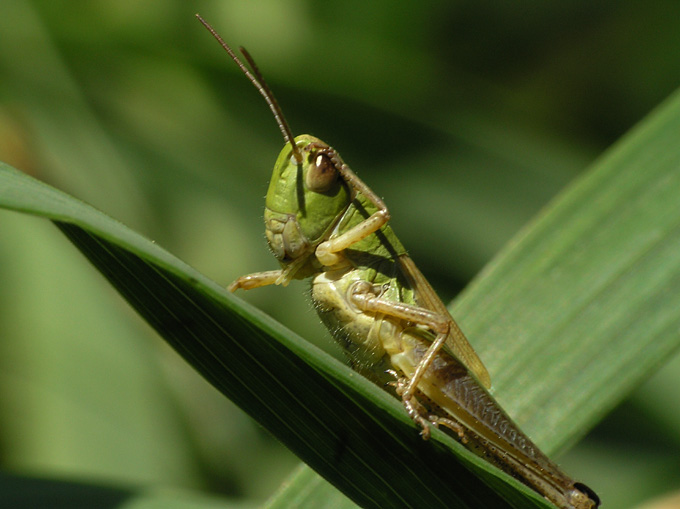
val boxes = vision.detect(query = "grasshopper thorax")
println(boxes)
[264,135,351,271]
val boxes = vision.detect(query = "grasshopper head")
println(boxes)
[264,135,351,275]
[194,17,350,281]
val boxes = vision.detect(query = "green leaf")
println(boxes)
[0,173,544,508]
[455,86,680,453]
[266,464,354,509]
[1,83,679,507]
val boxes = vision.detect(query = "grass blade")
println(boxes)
[0,160,543,507]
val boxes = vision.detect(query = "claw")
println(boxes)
[403,394,432,440]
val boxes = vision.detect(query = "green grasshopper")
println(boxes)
[197,14,600,509]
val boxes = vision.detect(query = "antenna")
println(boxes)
[196,14,302,163]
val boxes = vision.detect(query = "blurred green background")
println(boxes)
[1,1,679,507]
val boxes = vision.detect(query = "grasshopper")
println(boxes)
[197,14,600,509]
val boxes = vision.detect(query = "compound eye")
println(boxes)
[305,152,338,192]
